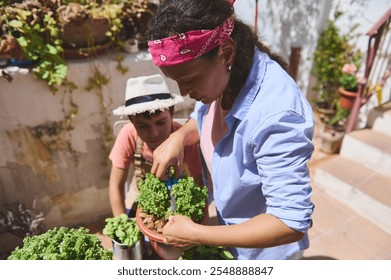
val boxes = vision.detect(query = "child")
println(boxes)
[108,74,203,217]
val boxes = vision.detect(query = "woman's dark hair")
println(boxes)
[147,0,288,97]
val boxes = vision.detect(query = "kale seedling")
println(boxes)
[171,176,208,222]
[103,214,141,247]
[137,173,208,222]
[179,245,234,260]
[136,173,170,219]
[7,227,112,260]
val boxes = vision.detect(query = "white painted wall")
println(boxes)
[0,51,195,256]
[234,0,391,99]
[235,0,391,128]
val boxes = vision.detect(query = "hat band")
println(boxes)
[125,93,172,107]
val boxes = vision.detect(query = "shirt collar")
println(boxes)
[228,49,267,121]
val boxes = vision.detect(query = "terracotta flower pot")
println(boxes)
[60,17,111,49]
[319,123,346,154]
[0,35,24,60]
[314,103,336,125]
[338,87,358,110]
[57,3,111,49]
[136,205,209,260]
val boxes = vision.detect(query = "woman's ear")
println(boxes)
[218,37,236,69]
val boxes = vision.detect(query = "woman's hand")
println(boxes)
[151,118,199,180]
[151,132,185,180]
[162,215,200,248]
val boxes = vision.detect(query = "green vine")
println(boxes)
[114,54,129,74]
[85,65,115,165]
[3,5,67,94]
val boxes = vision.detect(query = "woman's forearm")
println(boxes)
[173,118,199,146]
[163,213,304,249]
[197,214,304,248]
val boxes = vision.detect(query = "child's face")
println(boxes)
[130,110,173,150]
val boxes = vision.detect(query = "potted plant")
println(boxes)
[311,9,363,154]
[0,0,156,93]
[7,226,112,260]
[0,34,24,60]
[179,245,234,260]
[311,10,361,118]
[118,0,158,50]
[103,213,145,260]
[338,60,363,110]
[0,1,68,93]
[135,172,208,260]
[318,102,349,154]
[57,0,125,59]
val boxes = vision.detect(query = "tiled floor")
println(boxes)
[302,134,391,260]
[90,132,391,260]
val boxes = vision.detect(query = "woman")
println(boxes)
[148,0,315,260]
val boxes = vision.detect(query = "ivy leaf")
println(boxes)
[9,19,23,28]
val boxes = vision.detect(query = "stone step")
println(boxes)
[340,129,391,176]
[367,102,391,137]
[314,156,391,234]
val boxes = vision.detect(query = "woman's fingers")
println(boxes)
[152,134,185,179]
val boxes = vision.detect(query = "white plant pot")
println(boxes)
[112,238,145,260]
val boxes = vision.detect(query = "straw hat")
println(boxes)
[113,74,183,116]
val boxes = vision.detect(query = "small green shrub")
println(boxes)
[172,177,208,222]
[7,227,112,260]
[136,173,170,219]
[179,245,234,260]
[103,214,141,247]
[136,173,208,222]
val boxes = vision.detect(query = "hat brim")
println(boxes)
[112,93,184,116]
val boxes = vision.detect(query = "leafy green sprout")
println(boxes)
[136,173,171,219]
[7,227,112,260]
[179,245,234,260]
[171,176,208,222]
[103,214,142,247]
[136,173,208,222]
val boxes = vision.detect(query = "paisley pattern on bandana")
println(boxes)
[148,16,234,67]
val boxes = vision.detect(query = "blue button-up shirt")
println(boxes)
[191,49,315,259]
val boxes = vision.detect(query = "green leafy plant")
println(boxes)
[339,61,362,92]
[179,245,234,260]
[0,0,156,93]
[137,173,208,222]
[1,3,67,93]
[339,72,358,91]
[327,102,349,127]
[7,226,112,260]
[311,10,361,110]
[172,176,208,222]
[137,173,171,219]
[103,214,142,247]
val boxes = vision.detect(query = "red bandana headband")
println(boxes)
[148,10,235,67]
